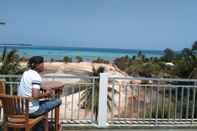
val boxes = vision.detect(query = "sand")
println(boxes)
[43,62,127,77]
[40,62,132,119]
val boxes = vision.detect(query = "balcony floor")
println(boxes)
[1,126,196,131]
[63,129,197,131]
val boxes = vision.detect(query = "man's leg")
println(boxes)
[29,98,61,118]
[33,122,43,131]
[39,98,61,113]
[29,99,61,131]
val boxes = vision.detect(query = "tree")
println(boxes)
[162,48,175,62]
[0,22,6,25]
[192,41,197,51]
[0,49,25,94]
[93,57,109,64]
[63,56,72,63]
[2,46,7,61]
[176,48,197,78]
[75,56,83,62]
[0,49,25,74]
[113,55,130,71]
[80,66,117,121]
[137,51,145,61]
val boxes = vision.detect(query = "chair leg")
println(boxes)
[44,113,49,131]
[25,127,30,131]
[2,123,8,131]
[3,127,8,131]
[0,107,1,120]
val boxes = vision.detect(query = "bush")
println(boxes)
[63,56,72,63]
[93,57,109,64]
[75,56,83,62]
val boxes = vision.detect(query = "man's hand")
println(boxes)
[32,88,53,99]
[44,89,53,97]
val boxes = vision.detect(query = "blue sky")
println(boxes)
[0,0,197,50]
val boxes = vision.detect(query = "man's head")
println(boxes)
[28,56,44,73]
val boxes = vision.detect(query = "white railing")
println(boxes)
[0,75,99,126]
[108,76,197,127]
[1,74,197,128]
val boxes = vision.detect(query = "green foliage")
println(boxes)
[20,56,28,62]
[0,49,25,94]
[114,55,165,77]
[113,41,197,79]
[113,55,131,71]
[93,57,109,64]
[80,66,104,120]
[175,48,197,78]
[2,47,7,61]
[192,41,197,51]
[176,92,197,119]
[80,66,117,121]
[63,56,72,63]
[137,51,145,61]
[75,56,83,62]
[145,104,175,119]
[161,48,175,62]
[0,49,25,74]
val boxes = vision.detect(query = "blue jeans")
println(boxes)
[29,98,61,131]
[29,98,61,118]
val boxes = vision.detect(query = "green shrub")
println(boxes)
[75,56,83,62]
[93,57,109,64]
[63,56,72,63]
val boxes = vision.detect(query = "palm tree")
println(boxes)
[162,48,175,62]
[0,22,6,25]
[192,41,197,51]
[182,48,196,78]
[80,66,118,121]
[2,46,7,62]
[0,49,25,74]
[75,56,83,62]
[175,47,197,78]
[136,51,146,61]
[0,22,6,61]
[0,49,25,94]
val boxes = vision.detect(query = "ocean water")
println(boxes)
[0,46,164,61]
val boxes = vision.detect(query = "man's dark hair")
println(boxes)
[28,56,44,69]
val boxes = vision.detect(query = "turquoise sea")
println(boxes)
[0,45,164,61]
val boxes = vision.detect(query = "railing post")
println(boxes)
[97,73,108,128]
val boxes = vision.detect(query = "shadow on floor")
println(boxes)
[0,122,55,131]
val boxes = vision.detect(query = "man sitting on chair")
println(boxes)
[17,56,61,129]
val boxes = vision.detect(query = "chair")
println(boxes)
[0,80,5,94]
[0,80,6,120]
[0,95,48,131]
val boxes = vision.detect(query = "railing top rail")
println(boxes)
[109,76,197,82]
[44,75,99,79]
[1,74,197,82]
[0,74,99,79]
[0,75,21,78]
[127,84,197,88]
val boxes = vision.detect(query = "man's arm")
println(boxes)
[32,88,51,99]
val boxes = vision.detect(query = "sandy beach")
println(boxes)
[20,61,143,120]
[43,62,127,77]
[39,62,131,119]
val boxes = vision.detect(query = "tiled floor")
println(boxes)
[1,126,196,131]
[63,129,197,131]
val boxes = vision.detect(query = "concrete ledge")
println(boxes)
[61,124,197,130]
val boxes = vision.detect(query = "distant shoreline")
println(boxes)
[0,44,167,52]
[0,46,166,61]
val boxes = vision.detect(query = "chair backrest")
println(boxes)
[0,95,32,125]
[0,80,6,94]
